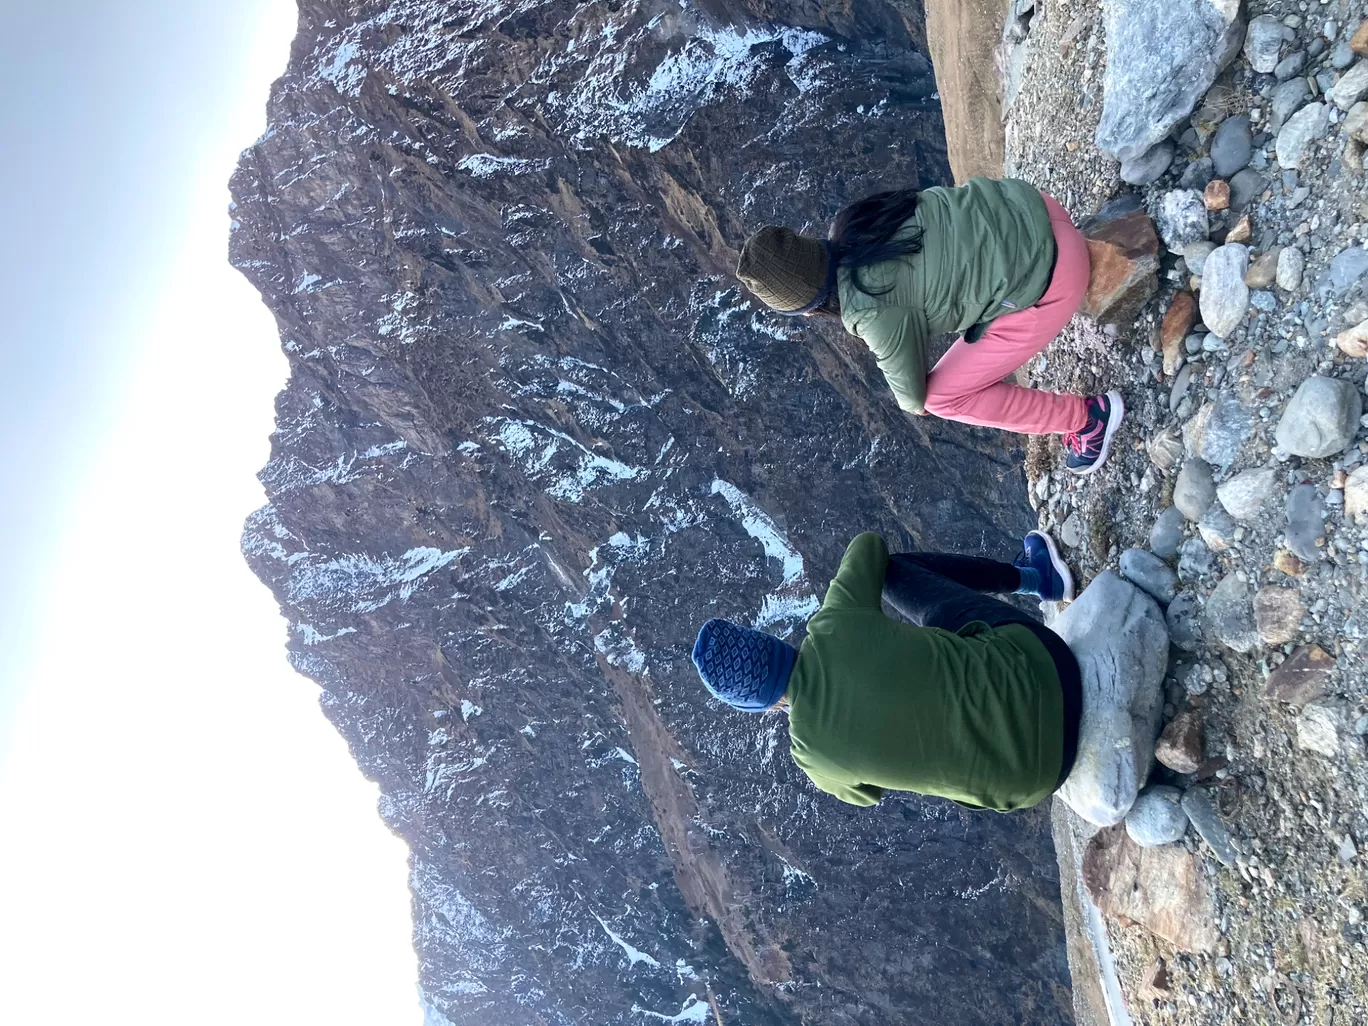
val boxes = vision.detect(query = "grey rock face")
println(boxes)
[1180,790,1240,866]
[1285,483,1327,561]
[1274,376,1363,457]
[1157,189,1210,253]
[1243,14,1285,74]
[1054,572,1170,827]
[1275,102,1329,168]
[1125,785,1190,846]
[1120,548,1180,604]
[1276,245,1305,290]
[1167,591,1203,651]
[1174,459,1217,520]
[1121,140,1176,185]
[1329,60,1368,109]
[1217,467,1279,519]
[1199,244,1250,338]
[1205,574,1260,653]
[1095,0,1246,163]
[1210,114,1253,176]
[1150,505,1186,558]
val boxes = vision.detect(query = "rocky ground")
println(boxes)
[997,1,1368,1023]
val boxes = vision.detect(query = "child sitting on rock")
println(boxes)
[691,530,1083,812]
[735,177,1124,474]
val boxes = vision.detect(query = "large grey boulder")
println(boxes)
[1274,376,1363,458]
[1095,0,1245,163]
[1055,572,1169,827]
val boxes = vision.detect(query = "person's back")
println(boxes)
[785,532,1064,811]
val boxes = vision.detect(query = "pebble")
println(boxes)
[1329,59,1368,109]
[1229,168,1268,213]
[1274,50,1307,82]
[1060,511,1084,549]
[1178,536,1215,578]
[1285,483,1327,562]
[1275,102,1329,168]
[1178,157,1215,192]
[1275,376,1364,458]
[1197,508,1238,551]
[1205,574,1259,653]
[1325,245,1368,296]
[1244,15,1285,75]
[1297,700,1349,757]
[1269,77,1311,132]
[1158,190,1210,253]
[1175,459,1217,520]
[1120,548,1179,604]
[1126,786,1190,846]
[1182,240,1216,276]
[1276,245,1305,290]
[1181,790,1241,867]
[1253,586,1305,646]
[1120,141,1175,185]
[1149,506,1186,559]
[1333,39,1358,70]
[1167,591,1203,650]
[1199,244,1251,338]
[1211,115,1253,177]
[1217,467,1279,520]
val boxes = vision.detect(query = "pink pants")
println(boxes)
[923,194,1089,436]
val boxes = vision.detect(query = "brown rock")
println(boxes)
[1161,293,1198,375]
[1253,586,1305,646]
[1346,465,1368,525]
[1204,179,1230,211]
[1352,20,1368,56]
[1080,207,1160,324]
[1155,709,1204,774]
[1082,825,1220,953]
[1245,248,1281,288]
[1273,549,1306,577]
[1262,645,1336,707]
[1336,318,1368,358]
[1225,214,1252,244]
[1142,960,1170,998]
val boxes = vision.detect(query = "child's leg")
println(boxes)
[923,194,1091,435]
[883,553,1032,632]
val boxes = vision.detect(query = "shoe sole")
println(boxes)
[1068,390,1125,477]
[1027,530,1075,603]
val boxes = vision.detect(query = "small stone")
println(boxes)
[1150,506,1186,559]
[1275,102,1329,168]
[1080,200,1161,323]
[1345,101,1368,143]
[1352,21,1368,57]
[1155,711,1204,775]
[1285,483,1326,563]
[1161,293,1198,374]
[1166,591,1202,651]
[1120,548,1180,605]
[1325,246,1368,295]
[1158,190,1210,254]
[1339,835,1359,862]
[1245,248,1280,288]
[1269,78,1311,133]
[1174,459,1216,520]
[1297,700,1349,757]
[1329,60,1368,109]
[1182,240,1217,276]
[1274,50,1307,82]
[1197,508,1237,551]
[1228,168,1267,213]
[1180,790,1240,867]
[1262,644,1335,706]
[1169,364,1195,413]
[1178,536,1214,579]
[1275,377,1363,458]
[1244,15,1285,74]
[1202,179,1230,211]
[1148,425,1184,473]
[1210,115,1253,177]
[1060,511,1084,549]
[1188,396,1255,471]
[1273,549,1306,577]
[1345,464,1368,524]
[1336,319,1368,357]
[1217,467,1278,519]
[1199,244,1250,338]
[1253,586,1304,645]
[1179,157,1215,192]
[1224,214,1253,244]
[1205,574,1259,653]
[1330,41,1355,71]
[1276,245,1305,290]
[1126,786,1190,846]
[1120,141,1176,185]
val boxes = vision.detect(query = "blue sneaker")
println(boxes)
[1012,530,1076,602]
[1063,391,1125,476]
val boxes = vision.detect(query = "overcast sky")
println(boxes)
[0,2,421,1022]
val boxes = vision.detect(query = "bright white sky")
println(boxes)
[0,2,421,1023]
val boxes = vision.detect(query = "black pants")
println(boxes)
[883,553,1083,790]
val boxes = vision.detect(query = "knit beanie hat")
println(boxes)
[736,226,833,315]
[691,618,797,712]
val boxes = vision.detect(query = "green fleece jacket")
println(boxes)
[838,177,1057,414]
[786,533,1065,812]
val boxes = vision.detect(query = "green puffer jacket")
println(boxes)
[838,177,1057,414]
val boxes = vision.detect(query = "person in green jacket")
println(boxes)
[690,530,1083,811]
[735,177,1123,475]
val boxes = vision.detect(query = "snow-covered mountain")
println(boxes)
[230,2,1071,1023]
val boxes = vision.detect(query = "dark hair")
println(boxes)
[827,190,924,299]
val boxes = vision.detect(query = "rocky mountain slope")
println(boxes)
[228,2,1073,1024]
[996,1,1368,1023]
